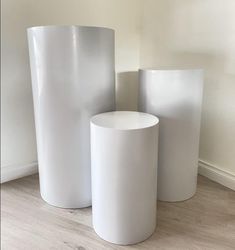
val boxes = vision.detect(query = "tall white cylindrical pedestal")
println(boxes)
[90,111,159,245]
[139,69,203,202]
[27,26,115,208]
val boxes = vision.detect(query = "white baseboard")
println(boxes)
[1,162,38,184]
[198,159,235,191]
[1,159,234,191]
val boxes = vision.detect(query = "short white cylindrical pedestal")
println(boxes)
[27,26,115,208]
[139,69,203,202]
[90,111,159,245]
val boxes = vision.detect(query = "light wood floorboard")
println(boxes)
[1,175,235,250]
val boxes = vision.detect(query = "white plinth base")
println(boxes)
[139,69,204,202]
[90,111,159,245]
[28,26,115,208]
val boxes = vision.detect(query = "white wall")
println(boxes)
[1,0,143,181]
[2,0,235,187]
[140,0,235,180]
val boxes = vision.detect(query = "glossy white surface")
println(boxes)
[27,26,115,208]
[91,111,159,245]
[139,69,204,202]
[91,111,158,130]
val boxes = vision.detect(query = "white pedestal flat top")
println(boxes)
[139,68,203,72]
[91,111,159,130]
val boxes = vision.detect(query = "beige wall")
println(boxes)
[140,0,235,175]
[1,0,142,168]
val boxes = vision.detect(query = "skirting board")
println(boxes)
[1,160,234,191]
[198,159,235,191]
[1,162,38,184]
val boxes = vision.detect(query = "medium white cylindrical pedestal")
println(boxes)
[139,69,203,202]
[27,26,115,208]
[90,111,159,245]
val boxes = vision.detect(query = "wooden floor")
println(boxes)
[1,175,235,250]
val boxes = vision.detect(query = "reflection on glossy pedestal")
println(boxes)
[28,26,115,208]
[139,69,204,202]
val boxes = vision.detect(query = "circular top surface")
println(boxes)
[139,68,203,72]
[91,111,159,130]
[27,25,113,32]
